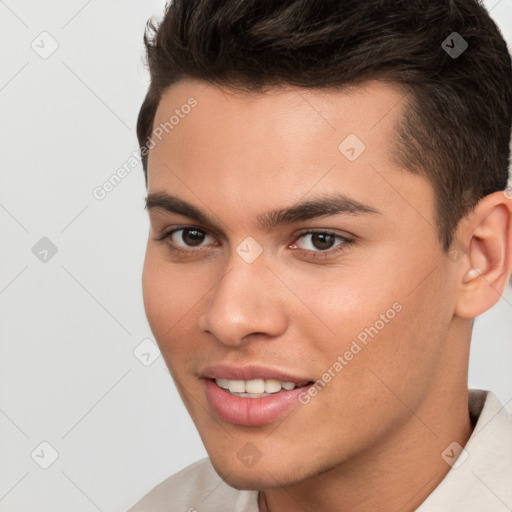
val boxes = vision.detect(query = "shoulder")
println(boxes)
[126,457,259,512]
[417,390,512,511]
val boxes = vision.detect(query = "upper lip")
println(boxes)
[200,364,313,385]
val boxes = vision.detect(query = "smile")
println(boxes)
[214,377,310,397]
[203,376,314,426]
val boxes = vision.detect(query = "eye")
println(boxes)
[172,228,214,247]
[155,226,353,260]
[156,227,217,250]
[296,232,340,251]
[290,230,353,259]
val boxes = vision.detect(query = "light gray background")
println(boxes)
[0,1,511,511]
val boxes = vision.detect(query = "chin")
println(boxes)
[209,455,308,491]
[221,470,290,491]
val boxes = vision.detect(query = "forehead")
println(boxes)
[146,79,433,231]
[150,79,408,156]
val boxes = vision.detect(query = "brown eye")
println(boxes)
[179,228,206,246]
[310,233,336,250]
[296,232,344,251]
[163,227,216,248]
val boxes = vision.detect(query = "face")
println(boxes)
[142,79,460,489]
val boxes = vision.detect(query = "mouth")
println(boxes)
[212,377,313,398]
[200,366,316,426]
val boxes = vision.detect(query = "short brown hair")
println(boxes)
[137,0,512,250]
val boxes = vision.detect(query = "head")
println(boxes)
[139,0,512,490]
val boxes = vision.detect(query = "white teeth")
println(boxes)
[214,378,302,395]
[216,378,229,389]
[264,379,282,393]
[245,379,265,394]
[228,380,245,393]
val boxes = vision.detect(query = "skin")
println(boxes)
[142,78,512,512]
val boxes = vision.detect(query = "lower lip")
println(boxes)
[203,379,311,426]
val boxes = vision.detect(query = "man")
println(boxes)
[128,0,512,510]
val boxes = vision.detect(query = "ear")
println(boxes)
[454,188,512,318]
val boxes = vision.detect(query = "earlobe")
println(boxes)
[454,190,512,318]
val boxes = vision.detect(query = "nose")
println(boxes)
[198,253,288,346]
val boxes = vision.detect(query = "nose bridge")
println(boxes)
[199,249,287,345]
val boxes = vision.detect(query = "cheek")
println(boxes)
[335,272,450,408]
[142,252,171,334]
[141,248,201,359]
[288,254,448,398]
[281,261,400,347]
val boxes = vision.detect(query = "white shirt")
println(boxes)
[127,390,512,511]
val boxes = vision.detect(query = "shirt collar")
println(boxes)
[416,389,512,511]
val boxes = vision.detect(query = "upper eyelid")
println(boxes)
[291,232,351,252]
[149,209,360,238]
[155,223,222,240]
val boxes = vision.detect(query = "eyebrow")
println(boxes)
[145,191,380,231]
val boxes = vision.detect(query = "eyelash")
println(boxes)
[154,226,354,260]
